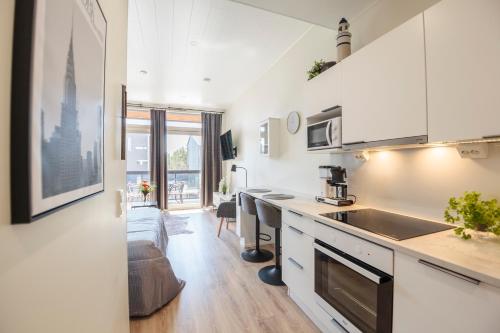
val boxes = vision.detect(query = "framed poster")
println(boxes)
[11,0,107,223]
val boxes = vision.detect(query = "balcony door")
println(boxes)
[167,119,202,209]
[125,110,201,210]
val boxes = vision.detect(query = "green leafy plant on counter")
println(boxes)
[307,59,326,80]
[444,191,500,240]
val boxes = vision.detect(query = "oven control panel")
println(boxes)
[314,220,394,275]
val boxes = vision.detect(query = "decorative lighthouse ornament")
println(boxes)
[337,17,352,62]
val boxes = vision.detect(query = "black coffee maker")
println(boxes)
[328,166,348,199]
[316,165,353,206]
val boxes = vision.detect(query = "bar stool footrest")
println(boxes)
[258,232,272,241]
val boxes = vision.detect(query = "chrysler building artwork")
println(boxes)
[41,31,103,197]
[10,0,107,222]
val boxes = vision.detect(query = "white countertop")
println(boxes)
[238,187,500,288]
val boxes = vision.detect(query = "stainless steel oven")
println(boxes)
[314,240,393,333]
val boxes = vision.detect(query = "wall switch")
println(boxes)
[116,189,124,217]
[456,143,489,159]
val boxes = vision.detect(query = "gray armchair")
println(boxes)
[216,196,236,237]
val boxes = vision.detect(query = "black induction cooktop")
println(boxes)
[319,209,455,241]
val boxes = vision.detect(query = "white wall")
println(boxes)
[0,1,130,332]
[225,0,500,222]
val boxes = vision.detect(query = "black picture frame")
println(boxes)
[11,0,107,223]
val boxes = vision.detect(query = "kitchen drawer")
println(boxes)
[283,223,314,272]
[282,209,315,236]
[314,300,350,333]
[282,223,314,307]
[283,251,314,308]
[314,220,394,275]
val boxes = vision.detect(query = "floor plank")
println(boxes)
[129,209,319,333]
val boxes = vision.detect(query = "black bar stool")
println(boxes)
[239,193,274,263]
[255,199,285,286]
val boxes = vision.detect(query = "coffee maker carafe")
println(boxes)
[316,165,353,206]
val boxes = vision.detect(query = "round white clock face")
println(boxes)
[287,111,300,134]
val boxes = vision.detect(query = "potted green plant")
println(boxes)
[444,191,500,239]
[218,177,228,195]
[307,59,336,81]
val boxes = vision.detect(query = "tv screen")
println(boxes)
[220,130,235,160]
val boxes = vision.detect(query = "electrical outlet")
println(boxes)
[354,151,370,161]
[456,143,489,159]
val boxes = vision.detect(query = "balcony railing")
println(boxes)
[126,170,201,204]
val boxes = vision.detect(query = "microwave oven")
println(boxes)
[307,117,341,151]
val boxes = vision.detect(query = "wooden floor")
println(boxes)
[130,209,319,333]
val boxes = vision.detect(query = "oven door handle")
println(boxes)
[314,243,383,284]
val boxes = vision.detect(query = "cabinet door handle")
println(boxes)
[482,134,500,140]
[418,259,480,285]
[288,225,303,235]
[288,257,304,270]
[342,140,366,145]
[330,318,349,333]
[288,210,303,217]
[321,105,341,113]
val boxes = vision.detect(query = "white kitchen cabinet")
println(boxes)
[393,252,500,333]
[258,118,279,157]
[282,209,315,236]
[282,219,315,311]
[425,0,500,143]
[304,63,343,117]
[341,14,427,146]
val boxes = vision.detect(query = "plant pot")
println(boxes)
[471,229,493,240]
[320,61,336,73]
[475,224,488,232]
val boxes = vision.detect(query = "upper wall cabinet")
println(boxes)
[259,118,280,158]
[425,0,500,143]
[341,14,427,147]
[304,63,342,117]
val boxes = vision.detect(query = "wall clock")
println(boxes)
[287,111,300,134]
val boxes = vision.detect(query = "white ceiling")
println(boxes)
[229,0,376,30]
[127,0,310,109]
[127,0,376,110]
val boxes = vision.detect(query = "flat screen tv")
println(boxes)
[220,130,235,160]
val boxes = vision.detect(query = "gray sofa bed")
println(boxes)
[127,208,185,317]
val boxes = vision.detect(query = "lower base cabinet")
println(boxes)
[393,252,500,333]
[282,222,500,333]
[282,221,346,333]
[282,222,314,308]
